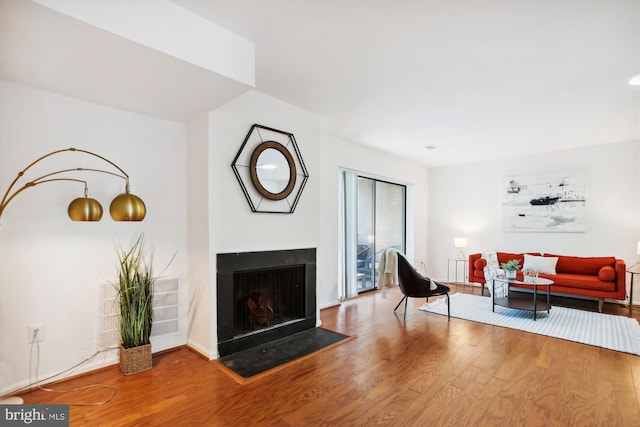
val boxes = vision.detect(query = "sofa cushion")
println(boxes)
[523,254,558,274]
[544,254,616,275]
[473,270,485,280]
[598,266,616,282]
[540,273,616,291]
[495,252,542,267]
[496,252,525,267]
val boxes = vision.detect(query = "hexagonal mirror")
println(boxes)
[232,124,309,213]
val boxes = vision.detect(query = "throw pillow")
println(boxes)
[523,254,558,275]
[482,250,500,269]
[474,258,487,270]
[598,266,616,282]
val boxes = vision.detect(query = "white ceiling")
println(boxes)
[1,0,639,167]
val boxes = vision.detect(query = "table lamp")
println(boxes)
[454,237,468,259]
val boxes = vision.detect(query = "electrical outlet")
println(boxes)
[29,324,44,343]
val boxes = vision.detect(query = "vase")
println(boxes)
[505,270,517,279]
[120,343,152,375]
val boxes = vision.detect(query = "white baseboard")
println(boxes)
[186,340,213,360]
[319,300,341,310]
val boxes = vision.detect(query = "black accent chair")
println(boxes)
[394,252,450,320]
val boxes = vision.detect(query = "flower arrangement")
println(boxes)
[114,234,175,375]
[501,259,521,279]
[523,269,539,283]
[116,234,155,350]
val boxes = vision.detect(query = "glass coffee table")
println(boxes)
[491,275,554,321]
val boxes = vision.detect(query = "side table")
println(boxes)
[628,267,640,314]
[447,258,469,292]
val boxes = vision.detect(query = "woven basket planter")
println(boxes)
[120,343,152,375]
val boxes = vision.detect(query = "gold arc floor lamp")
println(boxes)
[0,148,146,404]
[0,147,146,221]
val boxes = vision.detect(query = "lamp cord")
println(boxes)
[26,340,117,406]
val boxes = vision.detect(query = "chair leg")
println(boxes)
[404,296,409,319]
[446,293,450,321]
[394,296,407,313]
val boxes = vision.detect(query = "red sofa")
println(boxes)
[468,252,626,312]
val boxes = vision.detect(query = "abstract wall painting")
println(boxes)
[502,170,586,232]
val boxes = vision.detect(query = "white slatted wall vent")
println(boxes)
[152,278,180,336]
[97,279,179,350]
[97,282,119,350]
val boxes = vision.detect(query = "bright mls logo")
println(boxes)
[1,405,69,426]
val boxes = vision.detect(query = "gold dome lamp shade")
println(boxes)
[110,189,146,221]
[68,196,104,221]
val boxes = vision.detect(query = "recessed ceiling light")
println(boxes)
[630,73,640,86]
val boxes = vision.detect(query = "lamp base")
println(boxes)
[0,396,23,404]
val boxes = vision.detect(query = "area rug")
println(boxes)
[419,293,640,355]
[217,327,352,382]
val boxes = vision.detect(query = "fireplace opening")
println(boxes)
[217,248,316,356]
[234,265,306,337]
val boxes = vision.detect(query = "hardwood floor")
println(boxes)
[18,285,640,426]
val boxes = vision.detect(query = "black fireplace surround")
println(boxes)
[216,248,317,356]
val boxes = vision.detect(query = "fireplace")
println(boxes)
[216,248,316,356]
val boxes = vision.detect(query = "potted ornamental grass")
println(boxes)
[501,259,521,279]
[115,234,158,375]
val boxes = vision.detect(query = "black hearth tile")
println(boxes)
[218,327,349,379]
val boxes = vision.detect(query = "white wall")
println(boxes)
[427,140,640,301]
[0,82,189,394]
[208,91,321,254]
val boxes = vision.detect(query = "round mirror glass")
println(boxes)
[255,148,290,194]
[250,141,297,201]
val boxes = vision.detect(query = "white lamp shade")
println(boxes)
[454,237,468,248]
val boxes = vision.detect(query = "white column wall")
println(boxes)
[206,91,321,358]
[185,112,212,357]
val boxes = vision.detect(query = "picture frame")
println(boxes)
[502,170,587,232]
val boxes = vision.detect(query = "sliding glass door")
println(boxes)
[356,177,406,293]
